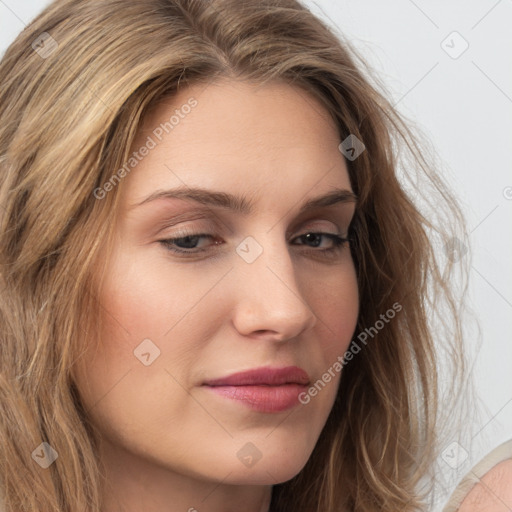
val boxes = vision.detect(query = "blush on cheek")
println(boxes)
[318,272,359,354]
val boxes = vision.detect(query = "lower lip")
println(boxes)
[203,384,307,413]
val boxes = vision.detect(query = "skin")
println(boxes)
[457,459,512,511]
[73,78,359,512]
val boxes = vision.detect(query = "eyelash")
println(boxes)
[158,229,350,258]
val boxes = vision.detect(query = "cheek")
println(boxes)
[313,261,359,360]
[73,247,220,410]
[294,262,358,415]
[98,245,228,338]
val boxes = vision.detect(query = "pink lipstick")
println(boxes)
[202,366,310,413]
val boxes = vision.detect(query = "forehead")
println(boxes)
[121,78,351,209]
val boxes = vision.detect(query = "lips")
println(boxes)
[202,366,310,413]
[202,366,310,387]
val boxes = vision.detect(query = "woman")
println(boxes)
[0,0,473,510]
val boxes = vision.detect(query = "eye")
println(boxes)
[292,232,350,261]
[158,229,349,258]
[293,232,349,252]
[159,232,219,254]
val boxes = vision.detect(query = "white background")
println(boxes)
[1,0,511,509]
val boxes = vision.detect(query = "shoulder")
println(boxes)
[457,458,512,511]
[443,439,512,512]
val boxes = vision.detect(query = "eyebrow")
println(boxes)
[130,186,357,215]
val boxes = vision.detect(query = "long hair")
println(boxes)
[0,0,472,510]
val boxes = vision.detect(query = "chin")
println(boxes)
[214,443,313,486]
[224,460,307,486]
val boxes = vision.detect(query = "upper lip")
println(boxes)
[203,366,310,386]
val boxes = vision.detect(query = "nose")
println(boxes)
[230,235,317,342]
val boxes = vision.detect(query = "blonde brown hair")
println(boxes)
[0,0,472,510]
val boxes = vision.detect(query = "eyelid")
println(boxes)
[151,211,218,234]
[158,221,346,242]
[151,206,354,237]
[291,218,343,231]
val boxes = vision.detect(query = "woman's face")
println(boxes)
[74,78,359,487]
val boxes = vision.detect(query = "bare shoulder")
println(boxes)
[457,458,512,511]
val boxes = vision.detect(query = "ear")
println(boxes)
[457,459,512,511]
